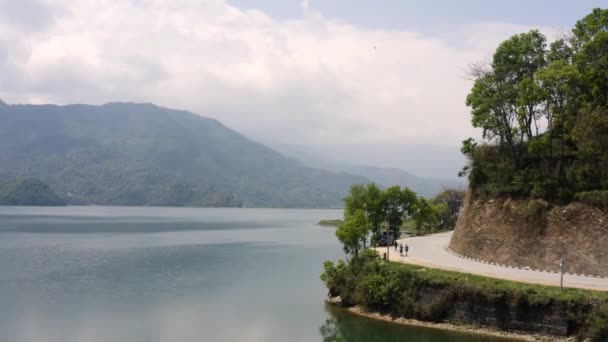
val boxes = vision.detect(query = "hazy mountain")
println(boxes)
[269,143,466,197]
[269,142,467,180]
[0,179,66,206]
[0,101,370,208]
[340,165,464,198]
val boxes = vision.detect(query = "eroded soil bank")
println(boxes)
[450,193,608,277]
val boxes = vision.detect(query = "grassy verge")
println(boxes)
[384,260,608,301]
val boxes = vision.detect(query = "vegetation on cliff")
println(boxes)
[0,179,66,206]
[461,8,608,207]
[321,250,608,340]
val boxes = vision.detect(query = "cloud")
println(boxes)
[0,0,556,147]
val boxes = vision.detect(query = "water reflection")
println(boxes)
[321,305,514,342]
[0,207,515,342]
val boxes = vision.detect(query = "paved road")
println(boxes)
[377,232,608,291]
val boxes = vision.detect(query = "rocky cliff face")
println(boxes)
[450,193,608,277]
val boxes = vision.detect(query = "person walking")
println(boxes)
[405,244,409,257]
[399,244,403,256]
[394,241,398,251]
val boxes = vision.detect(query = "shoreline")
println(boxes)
[327,301,571,342]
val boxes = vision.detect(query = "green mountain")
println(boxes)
[0,101,369,207]
[0,179,66,206]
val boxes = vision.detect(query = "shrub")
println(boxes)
[575,190,608,210]
[588,303,608,342]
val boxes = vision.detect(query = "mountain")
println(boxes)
[0,101,370,208]
[341,165,464,198]
[267,142,467,180]
[269,143,464,198]
[0,179,66,206]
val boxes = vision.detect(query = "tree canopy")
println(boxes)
[336,184,464,257]
[462,8,608,206]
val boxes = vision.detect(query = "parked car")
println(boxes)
[377,231,398,246]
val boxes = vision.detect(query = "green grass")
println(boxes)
[384,261,608,302]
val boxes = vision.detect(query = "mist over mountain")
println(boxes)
[0,101,370,208]
[269,142,466,197]
[268,142,466,180]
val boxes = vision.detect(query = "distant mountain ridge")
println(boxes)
[0,101,370,208]
[343,165,464,198]
[269,143,464,198]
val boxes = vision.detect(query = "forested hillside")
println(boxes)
[0,179,66,206]
[0,101,369,207]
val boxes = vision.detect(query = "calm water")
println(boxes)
[0,206,510,342]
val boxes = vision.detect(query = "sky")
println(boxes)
[0,0,604,154]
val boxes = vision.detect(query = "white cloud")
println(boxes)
[0,0,556,147]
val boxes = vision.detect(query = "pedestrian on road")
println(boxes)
[399,244,403,256]
[405,244,409,256]
[394,241,398,251]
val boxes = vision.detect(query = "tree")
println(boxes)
[463,8,608,203]
[572,8,608,51]
[343,184,367,217]
[336,209,369,258]
[467,30,548,168]
[363,183,385,246]
[411,197,439,235]
[572,8,608,106]
[343,184,385,246]
[432,188,466,229]
[381,186,416,238]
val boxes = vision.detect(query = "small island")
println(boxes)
[318,219,343,227]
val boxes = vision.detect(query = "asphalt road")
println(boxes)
[377,231,608,291]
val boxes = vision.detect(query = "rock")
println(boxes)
[327,296,343,306]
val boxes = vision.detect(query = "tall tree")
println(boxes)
[572,8,608,107]
[363,183,385,246]
[381,186,416,238]
[336,209,369,258]
[467,30,548,167]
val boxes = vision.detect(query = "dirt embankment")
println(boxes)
[450,193,608,277]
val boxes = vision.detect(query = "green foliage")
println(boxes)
[0,102,369,208]
[0,179,66,206]
[382,186,416,237]
[589,303,608,342]
[411,197,439,235]
[336,210,369,257]
[342,184,464,241]
[514,200,550,226]
[427,193,461,232]
[463,9,608,204]
[321,253,608,339]
[575,190,608,210]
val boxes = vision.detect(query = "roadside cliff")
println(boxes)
[449,193,608,277]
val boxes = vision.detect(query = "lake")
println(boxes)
[0,206,510,341]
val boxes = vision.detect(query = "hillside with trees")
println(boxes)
[450,8,608,278]
[0,179,66,206]
[0,101,369,208]
[461,8,608,208]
